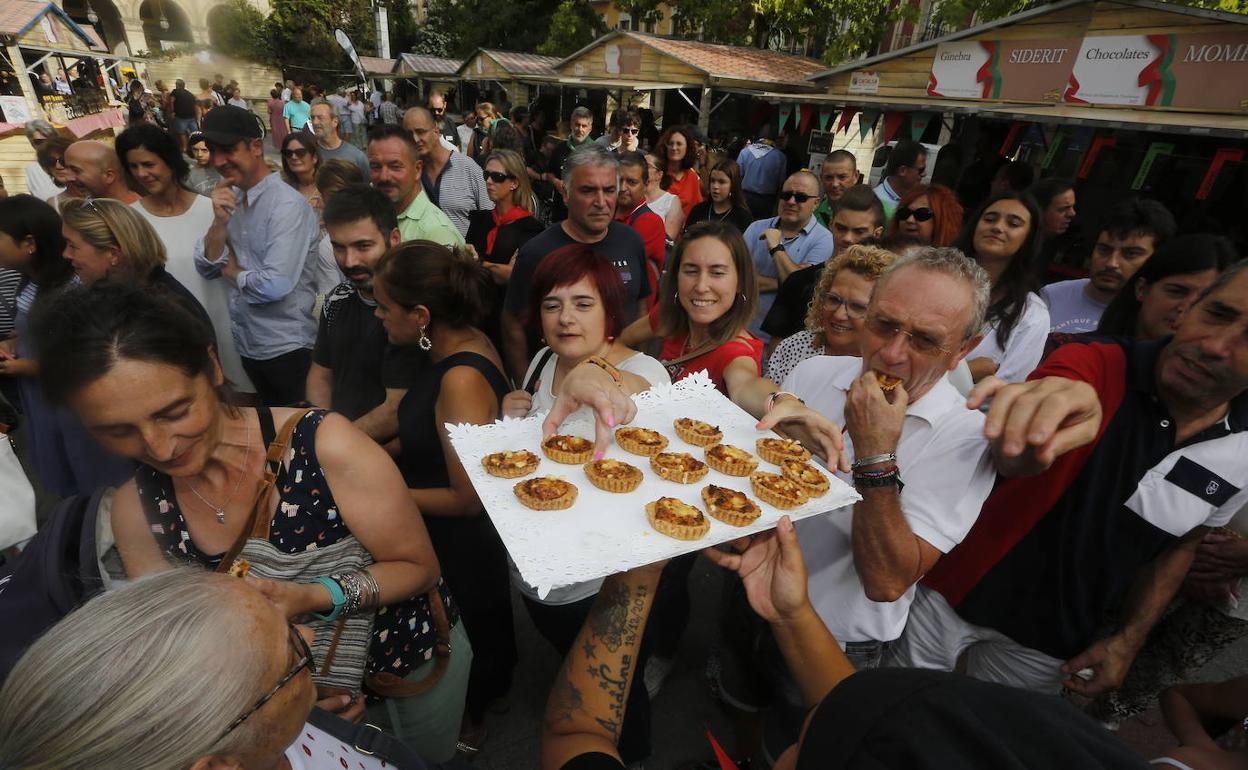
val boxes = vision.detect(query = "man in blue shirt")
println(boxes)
[194,105,322,406]
[742,170,834,340]
[736,125,788,220]
[874,139,927,221]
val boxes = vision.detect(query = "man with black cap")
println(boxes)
[193,105,322,406]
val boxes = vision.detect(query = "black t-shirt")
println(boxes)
[686,201,754,234]
[761,262,824,340]
[171,87,196,119]
[438,116,458,144]
[311,284,424,420]
[560,753,624,770]
[503,222,649,360]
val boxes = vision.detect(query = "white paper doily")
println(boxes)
[447,372,860,597]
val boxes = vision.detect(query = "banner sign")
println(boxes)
[1131,142,1173,190]
[928,38,1079,101]
[1064,31,1248,110]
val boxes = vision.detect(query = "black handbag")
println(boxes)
[305,708,474,769]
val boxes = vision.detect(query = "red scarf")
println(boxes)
[488,206,532,256]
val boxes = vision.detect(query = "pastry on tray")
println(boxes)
[701,484,762,527]
[542,434,594,464]
[583,458,644,493]
[651,451,709,484]
[646,496,710,540]
[673,417,723,447]
[750,471,809,509]
[780,459,830,497]
[615,426,669,456]
[482,449,541,478]
[704,443,758,476]
[514,476,578,510]
[756,437,812,465]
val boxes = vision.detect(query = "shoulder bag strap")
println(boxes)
[216,408,313,573]
[524,348,555,395]
[306,708,430,769]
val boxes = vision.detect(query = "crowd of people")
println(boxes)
[0,83,1245,770]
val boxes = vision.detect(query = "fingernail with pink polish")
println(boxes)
[593,450,605,461]
[607,415,616,427]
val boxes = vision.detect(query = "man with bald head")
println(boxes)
[743,169,834,338]
[309,102,369,178]
[63,140,138,203]
[403,106,490,238]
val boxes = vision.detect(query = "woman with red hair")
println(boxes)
[656,125,704,218]
[888,183,963,247]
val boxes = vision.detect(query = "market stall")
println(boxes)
[395,52,461,106]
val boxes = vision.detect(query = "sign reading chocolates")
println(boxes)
[928,38,1080,101]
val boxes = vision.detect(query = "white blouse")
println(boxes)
[967,292,1050,384]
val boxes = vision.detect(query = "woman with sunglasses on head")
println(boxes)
[686,158,752,233]
[34,281,466,762]
[643,153,685,241]
[766,245,897,385]
[954,191,1049,383]
[887,183,963,247]
[280,132,322,209]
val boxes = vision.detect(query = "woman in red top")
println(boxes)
[656,126,703,219]
[620,221,760,396]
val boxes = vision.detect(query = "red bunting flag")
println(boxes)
[798,104,815,136]
[881,112,905,144]
[998,122,1025,157]
[1078,135,1116,179]
[836,107,858,134]
[1197,148,1244,200]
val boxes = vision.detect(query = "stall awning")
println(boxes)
[981,104,1248,139]
[556,77,685,91]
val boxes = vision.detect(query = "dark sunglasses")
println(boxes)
[430,107,445,114]
[623,127,640,135]
[219,623,314,739]
[282,147,309,159]
[896,206,935,222]
[483,170,515,183]
[778,191,815,203]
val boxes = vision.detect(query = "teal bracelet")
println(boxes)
[311,575,347,622]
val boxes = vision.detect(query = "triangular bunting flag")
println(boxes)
[836,107,858,134]
[881,112,905,144]
[778,104,793,132]
[797,104,814,136]
[858,109,881,141]
[818,107,834,131]
[909,112,933,142]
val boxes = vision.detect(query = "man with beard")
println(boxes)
[366,124,462,245]
[306,185,422,447]
[309,102,369,178]
[193,106,321,405]
[891,260,1248,697]
[62,140,139,203]
[1042,199,1175,333]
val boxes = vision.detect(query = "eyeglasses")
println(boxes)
[864,314,953,356]
[778,191,815,203]
[219,623,314,740]
[282,147,309,159]
[483,170,515,183]
[430,107,445,115]
[896,206,934,222]
[824,291,869,320]
[623,127,640,135]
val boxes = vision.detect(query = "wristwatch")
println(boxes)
[768,243,787,256]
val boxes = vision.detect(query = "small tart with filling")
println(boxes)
[646,497,710,540]
[750,472,809,510]
[701,484,762,527]
[673,418,723,447]
[704,443,759,476]
[615,427,669,457]
[583,458,644,493]
[482,449,541,478]
[780,459,829,497]
[227,558,251,579]
[651,452,709,484]
[875,372,903,392]
[756,437,812,465]
[514,476,578,510]
[542,434,594,464]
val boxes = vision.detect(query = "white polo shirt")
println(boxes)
[781,355,996,644]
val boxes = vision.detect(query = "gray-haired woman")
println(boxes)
[0,569,428,769]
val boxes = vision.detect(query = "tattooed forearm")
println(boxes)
[545,675,585,727]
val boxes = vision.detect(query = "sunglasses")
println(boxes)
[430,107,445,115]
[896,206,935,222]
[778,191,815,203]
[483,170,515,183]
[623,127,640,135]
[218,623,314,740]
[282,147,309,159]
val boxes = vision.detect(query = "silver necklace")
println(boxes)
[185,416,252,524]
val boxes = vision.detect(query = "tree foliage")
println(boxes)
[207,0,271,63]
[935,0,1246,31]
[538,0,609,56]
[265,0,377,82]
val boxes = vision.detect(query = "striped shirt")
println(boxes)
[0,269,20,339]
[422,151,493,238]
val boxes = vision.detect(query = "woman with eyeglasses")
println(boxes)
[280,132,322,208]
[186,132,223,196]
[955,191,1049,383]
[32,281,468,762]
[466,149,543,286]
[643,153,685,241]
[887,183,963,247]
[656,125,703,219]
[765,245,897,385]
[118,123,254,395]
[686,158,753,233]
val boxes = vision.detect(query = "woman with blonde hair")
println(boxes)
[466,149,542,282]
[765,244,897,384]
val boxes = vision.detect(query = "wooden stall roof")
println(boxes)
[397,53,462,77]
[359,56,397,77]
[556,30,824,92]
[457,49,562,82]
[1,0,106,51]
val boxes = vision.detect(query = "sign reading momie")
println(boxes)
[928,38,1079,101]
[1065,31,1248,110]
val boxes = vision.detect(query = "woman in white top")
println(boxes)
[116,124,255,395]
[644,152,684,241]
[954,191,1049,384]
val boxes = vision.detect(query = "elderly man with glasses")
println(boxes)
[743,170,834,339]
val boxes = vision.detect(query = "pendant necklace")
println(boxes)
[186,416,253,524]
